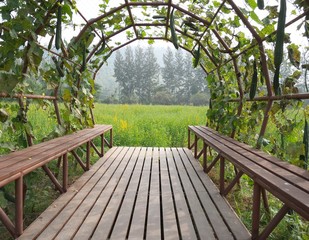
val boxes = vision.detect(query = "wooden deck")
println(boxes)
[19,147,250,240]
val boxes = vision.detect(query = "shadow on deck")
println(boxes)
[19,147,250,240]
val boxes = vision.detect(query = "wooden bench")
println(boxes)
[188,125,309,239]
[0,124,112,238]
[18,147,251,240]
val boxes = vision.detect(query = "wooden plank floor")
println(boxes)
[19,147,250,240]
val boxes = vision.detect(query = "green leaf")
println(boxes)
[287,43,300,69]
[148,39,155,45]
[246,0,257,9]
[250,11,262,24]
[62,4,73,20]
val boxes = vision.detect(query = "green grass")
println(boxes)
[93,104,207,147]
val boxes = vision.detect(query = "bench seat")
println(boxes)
[0,125,112,238]
[188,125,309,239]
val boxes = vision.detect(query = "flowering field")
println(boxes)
[93,104,207,147]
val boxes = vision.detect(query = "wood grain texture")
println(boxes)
[19,147,250,240]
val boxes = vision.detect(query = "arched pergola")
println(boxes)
[1,1,309,239]
[1,0,308,154]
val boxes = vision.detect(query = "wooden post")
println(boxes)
[86,141,90,170]
[101,133,105,156]
[188,128,191,148]
[62,153,68,192]
[219,157,225,194]
[203,142,207,172]
[194,135,198,158]
[15,176,23,236]
[252,182,261,239]
[110,128,113,147]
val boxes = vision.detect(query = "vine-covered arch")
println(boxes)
[0,0,309,165]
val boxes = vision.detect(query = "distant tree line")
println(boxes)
[113,45,208,105]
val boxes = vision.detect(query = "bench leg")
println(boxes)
[101,133,105,156]
[219,157,225,194]
[203,142,207,172]
[63,153,68,192]
[194,135,198,158]
[15,176,23,237]
[252,182,261,239]
[188,128,191,148]
[86,141,90,170]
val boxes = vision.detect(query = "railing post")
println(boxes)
[15,176,23,237]
[252,182,261,239]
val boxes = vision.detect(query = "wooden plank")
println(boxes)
[35,147,129,240]
[194,126,309,181]
[190,127,309,220]
[177,148,235,239]
[90,147,139,239]
[0,125,111,170]
[170,148,216,240]
[18,147,119,240]
[108,148,146,239]
[146,147,162,239]
[0,125,112,184]
[159,148,180,240]
[181,148,255,240]
[54,147,134,240]
[128,147,152,239]
[201,127,309,192]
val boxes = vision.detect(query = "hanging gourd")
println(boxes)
[55,0,63,50]
[257,0,264,10]
[170,9,179,49]
[249,60,258,100]
[193,44,201,68]
[273,0,286,95]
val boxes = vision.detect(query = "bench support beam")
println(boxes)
[259,204,290,239]
[0,206,16,237]
[91,141,102,157]
[42,165,64,193]
[223,170,244,196]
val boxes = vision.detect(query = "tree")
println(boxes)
[134,46,145,102]
[162,47,177,95]
[140,46,160,104]
[113,47,137,103]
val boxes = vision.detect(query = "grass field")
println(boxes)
[93,104,207,147]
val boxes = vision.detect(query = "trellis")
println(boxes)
[0,0,308,156]
[0,0,309,238]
